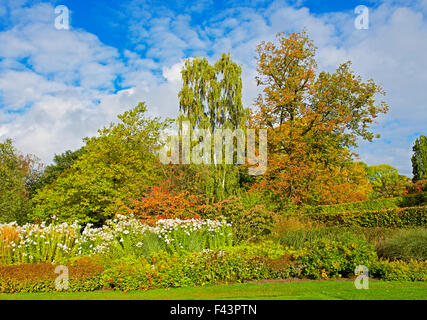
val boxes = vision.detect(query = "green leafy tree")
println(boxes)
[179,53,246,131]
[32,103,172,225]
[0,139,40,224]
[366,164,409,198]
[27,148,85,198]
[178,53,247,201]
[412,135,427,181]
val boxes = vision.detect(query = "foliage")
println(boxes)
[304,206,427,228]
[406,179,427,194]
[119,183,201,225]
[269,215,318,239]
[294,233,378,279]
[251,31,387,205]
[0,257,104,293]
[0,139,41,224]
[377,228,427,261]
[198,196,275,242]
[366,164,408,198]
[179,53,246,132]
[32,103,172,225]
[0,220,81,265]
[412,135,427,182]
[292,191,427,215]
[28,148,85,198]
[0,215,233,266]
[100,242,294,291]
[372,259,427,281]
[178,53,247,201]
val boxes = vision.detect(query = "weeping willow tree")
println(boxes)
[178,53,247,200]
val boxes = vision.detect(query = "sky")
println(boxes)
[0,0,426,177]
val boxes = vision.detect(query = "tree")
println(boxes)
[32,103,172,225]
[27,148,85,198]
[412,135,427,181]
[0,139,40,224]
[179,53,246,132]
[366,164,408,198]
[177,53,247,201]
[251,31,388,205]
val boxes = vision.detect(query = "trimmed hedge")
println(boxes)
[304,206,427,228]
[293,192,427,215]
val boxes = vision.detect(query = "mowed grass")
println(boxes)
[0,280,426,300]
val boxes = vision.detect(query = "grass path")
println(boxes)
[0,280,426,300]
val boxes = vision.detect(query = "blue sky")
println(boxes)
[0,0,426,176]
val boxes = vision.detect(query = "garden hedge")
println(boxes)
[293,192,427,215]
[304,206,427,227]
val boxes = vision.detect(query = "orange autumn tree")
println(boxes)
[251,31,388,205]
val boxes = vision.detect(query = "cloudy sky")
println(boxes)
[0,0,426,176]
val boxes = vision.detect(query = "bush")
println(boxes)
[199,196,275,242]
[377,228,427,261]
[0,257,104,293]
[101,242,295,291]
[305,206,427,227]
[119,183,201,225]
[269,215,320,240]
[294,192,427,215]
[294,233,377,279]
[372,259,427,281]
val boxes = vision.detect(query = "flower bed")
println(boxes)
[0,215,233,265]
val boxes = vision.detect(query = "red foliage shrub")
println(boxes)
[119,183,202,225]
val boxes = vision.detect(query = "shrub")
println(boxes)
[399,191,427,207]
[372,259,427,281]
[294,233,377,279]
[377,228,427,261]
[101,242,295,291]
[305,206,427,227]
[119,183,201,225]
[293,192,426,215]
[269,215,319,240]
[199,196,274,242]
[0,256,104,293]
[276,225,401,250]
[277,227,352,249]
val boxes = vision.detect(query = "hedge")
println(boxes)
[304,206,427,227]
[292,192,427,215]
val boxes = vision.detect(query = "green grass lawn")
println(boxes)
[0,280,426,300]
